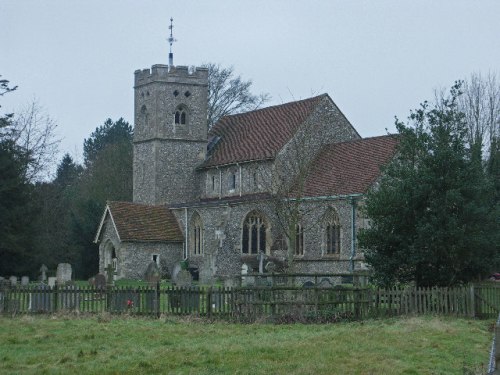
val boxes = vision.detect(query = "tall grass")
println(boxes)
[0,315,492,374]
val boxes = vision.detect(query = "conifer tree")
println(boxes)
[360,83,499,287]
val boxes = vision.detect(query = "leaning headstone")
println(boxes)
[94,274,106,290]
[39,264,48,282]
[9,276,17,287]
[48,277,56,288]
[144,261,161,285]
[175,269,193,287]
[21,276,30,286]
[29,283,52,312]
[56,263,72,285]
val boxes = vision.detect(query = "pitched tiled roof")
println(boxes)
[299,135,399,197]
[101,201,183,242]
[201,94,327,168]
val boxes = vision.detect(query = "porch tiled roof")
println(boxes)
[106,201,183,242]
[201,94,327,168]
[300,135,399,196]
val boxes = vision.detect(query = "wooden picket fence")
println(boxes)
[1,282,499,321]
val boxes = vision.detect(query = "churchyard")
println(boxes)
[1,263,499,374]
[0,315,493,374]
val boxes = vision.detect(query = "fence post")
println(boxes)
[156,282,161,318]
[207,287,212,318]
[469,284,476,318]
[495,323,500,372]
[53,282,58,312]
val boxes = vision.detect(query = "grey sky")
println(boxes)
[2,0,499,166]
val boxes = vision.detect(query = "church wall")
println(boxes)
[200,161,272,199]
[172,196,364,281]
[275,96,361,191]
[134,139,206,205]
[134,65,208,143]
[98,218,121,276]
[133,65,208,205]
[119,242,183,280]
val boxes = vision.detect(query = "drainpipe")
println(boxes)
[238,163,242,197]
[218,167,222,199]
[184,207,188,260]
[350,198,357,272]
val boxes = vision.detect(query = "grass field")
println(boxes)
[0,315,493,374]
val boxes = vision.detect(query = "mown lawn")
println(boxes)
[0,315,493,374]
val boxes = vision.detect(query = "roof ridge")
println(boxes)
[214,93,327,125]
[328,133,399,146]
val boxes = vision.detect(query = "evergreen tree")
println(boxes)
[71,118,133,278]
[360,83,499,287]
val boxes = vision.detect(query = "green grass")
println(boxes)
[0,315,492,374]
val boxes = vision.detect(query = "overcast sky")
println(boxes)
[2,0,499,167]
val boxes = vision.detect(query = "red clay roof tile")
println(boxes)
[202,94,327,167]
[107,201,183,242]
[299,135,399,196]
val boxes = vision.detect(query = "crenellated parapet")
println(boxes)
[134,64,208,87]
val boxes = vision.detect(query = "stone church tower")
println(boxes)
[132,64,208,205]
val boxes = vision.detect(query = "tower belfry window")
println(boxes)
[174,107,187,125]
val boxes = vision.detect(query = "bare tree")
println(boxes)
[258,111,349,270]
[203,63,270,130]
[439,72,500,157]
[12,99,60,181]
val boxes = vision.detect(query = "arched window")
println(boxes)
[190,212,203,256]
[324,209,341,255]
[174,106,187,125]
[242,212,268,254]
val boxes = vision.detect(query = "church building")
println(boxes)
[94,38,398,282]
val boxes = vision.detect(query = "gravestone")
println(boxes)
[29,283,52,312]
[21,276,29,286]
[241,263,254,287]
[56,263,72,285]
[39,264,48,282]
[58,284,80,311]
[48,277,56,287]
[171,263,182,284]
[175,269,193,287]
[144,261,161,284]
[104,264,115,286]
[9,276,17,287]
[94,274,106,290]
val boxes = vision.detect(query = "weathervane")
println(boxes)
[168,17,177,66]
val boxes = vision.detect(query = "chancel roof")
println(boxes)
[201,94,327,168]
[298,135,399,197]
[95,201,183,243]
